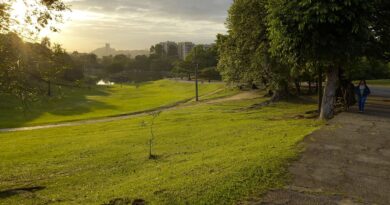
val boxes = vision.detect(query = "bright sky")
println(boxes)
[42,0,232,52]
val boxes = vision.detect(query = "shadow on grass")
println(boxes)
[280,95,317,105]
[0,86,117,128]
[0,186,46,199]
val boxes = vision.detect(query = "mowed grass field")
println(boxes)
[353,79,390,86]
[0,95,322,205]
[366,79,390,86]
[0,80,226,128]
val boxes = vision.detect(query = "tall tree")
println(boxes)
[267,0,390,119]
[0,0,68,100]
[0,33,37,101]
[217,0,290,100]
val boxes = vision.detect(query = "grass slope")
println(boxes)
[366,79,390,86]
[0,96,321,205]
[0,80,225,128]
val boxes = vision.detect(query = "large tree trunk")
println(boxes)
[320,67,339,120]
[318,68,323,112]
[271,82,289,102]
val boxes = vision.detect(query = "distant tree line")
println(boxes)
[173,45,220,82]
[90,43,221,83]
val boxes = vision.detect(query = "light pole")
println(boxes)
[195,62,199,102]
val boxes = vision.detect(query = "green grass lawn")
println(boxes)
[353,79,390,86]
[0,96,322,205]
[366,79,390,86]
[0,80,225,128]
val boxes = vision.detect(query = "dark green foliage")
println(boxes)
[347,57,390,80]
[0,33,80,101]
[150,44,165,58]
[200,67,221,81]
[267,0,390,119]
[217,0,390,118]
[0,0,70,101]
[0,33,40,101]
[172,60,193,80]
[217,0,290,99]
[186,45,218,68]
[268,0,379,66]
[172,44,220,80]
[0,0,68,36]
[216,0,268,84]
[100,54,171,83]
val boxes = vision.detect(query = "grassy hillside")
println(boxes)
[366,79,390,86]
[0,96,321,205]
[0,80,226,128]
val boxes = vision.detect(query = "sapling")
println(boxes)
[144,111,161,159]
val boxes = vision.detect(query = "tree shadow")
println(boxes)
[280,95,317,105]
[0,86,118,128]
[45,86,116,116]
[0,80,170,129]
[0,186,46,199]
[345,96,390,119]
[361,96,390,119]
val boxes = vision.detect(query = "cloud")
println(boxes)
[48,0,232,52]
[69,0,231,22]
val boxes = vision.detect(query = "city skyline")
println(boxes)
[90,41,213,58]
[45,0,233,52]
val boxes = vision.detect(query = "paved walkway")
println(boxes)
[250,87,390,205]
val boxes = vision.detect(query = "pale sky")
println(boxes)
[46,0,232,52]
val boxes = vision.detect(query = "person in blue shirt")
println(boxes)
[355,80,371,113]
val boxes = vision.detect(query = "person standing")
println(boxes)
[355,80,371,113]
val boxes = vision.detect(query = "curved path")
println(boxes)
[0,91,260,133]
[247,87,390,204]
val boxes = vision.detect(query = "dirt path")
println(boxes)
[247,89,390,204]
[0,91,260,133]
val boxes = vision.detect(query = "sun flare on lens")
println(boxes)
[7,0,65,39]
[9,0,27,28]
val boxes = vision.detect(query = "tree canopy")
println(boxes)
[267,0,390,119]
[217,0,390,119]
[0,0,70,102]
[217,0,290,100]
[0,0,68,37]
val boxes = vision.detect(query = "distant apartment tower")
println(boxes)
[178,42,195,60]
[105,43,111,54]
[159,41,178,56]
[200,43,215,50]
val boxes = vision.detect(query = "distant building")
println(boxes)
[159,41,178,56]
[155,41,214,59]
[105,43,111,53]
[200,43,215,50]
[178,42,195,60]
[91,43,149,58]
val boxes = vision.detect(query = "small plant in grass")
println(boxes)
[141,111,161,160]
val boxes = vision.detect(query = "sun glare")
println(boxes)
[7,0,66,39]
[9,0,27,24]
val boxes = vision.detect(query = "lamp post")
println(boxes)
[195,62,199,102]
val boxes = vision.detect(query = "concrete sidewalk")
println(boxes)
[250,94,390,204]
